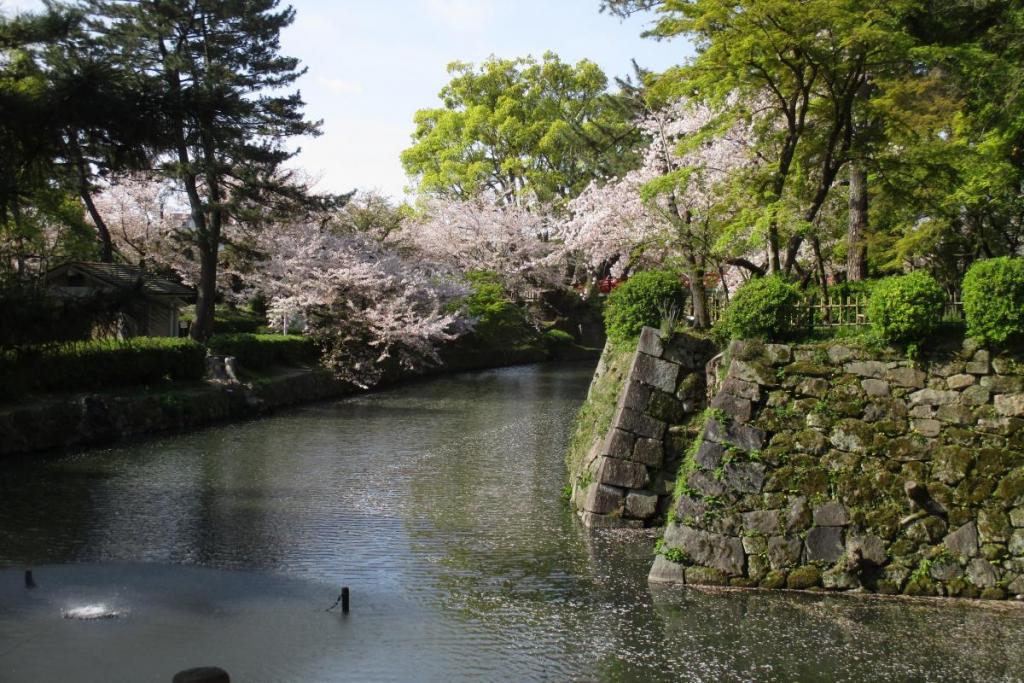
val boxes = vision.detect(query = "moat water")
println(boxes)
[1,362,1022,681]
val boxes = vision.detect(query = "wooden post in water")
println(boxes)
[342,586,350,613]
[24,570,35,589]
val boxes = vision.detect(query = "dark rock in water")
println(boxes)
[173,667,230,683]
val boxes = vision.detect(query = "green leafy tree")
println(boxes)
[402,52,643,208]
[0,6,157,268]
[606,1,928,292]
[882,2,1024,280]
[41,6,161,263]
[0,11,68,274]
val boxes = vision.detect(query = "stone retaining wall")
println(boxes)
[650,336,1024,600]
[0,368,350,457]
[570,329,716,528]
[0,344,567,458]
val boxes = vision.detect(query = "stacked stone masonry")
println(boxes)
[648,335,1024,600]
[572,328,716,528]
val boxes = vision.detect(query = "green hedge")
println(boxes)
[604,270,687,343]
[716,275,802,341]
[206,333,319,369]
[867,271,945,347]
[0,337,206,398]
[963,257,1024,345]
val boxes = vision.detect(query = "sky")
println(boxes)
[1,0,693,200]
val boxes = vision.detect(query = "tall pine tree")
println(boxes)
[81,0,322,340]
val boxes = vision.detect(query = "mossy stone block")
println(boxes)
[729,577,760,588]
[786,565,822,589]
[685,566,728,586]
[903,576,939,596]
[760,571,787,589]
[980,587,1007,600]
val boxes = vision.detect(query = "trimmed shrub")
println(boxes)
[0,337,206,399]
[963,257,1024,344]
[603,270,686,343]
[206,333,319,369]
[717,276,801,341]
[867,271,945,346]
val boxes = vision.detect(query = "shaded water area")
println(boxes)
[1,362,1022,682]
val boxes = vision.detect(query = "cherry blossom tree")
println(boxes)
[252,219,469,387]
[556,98,760,326]
[91,174,259,303]
[400,197,561,294]
[92,174,185,265]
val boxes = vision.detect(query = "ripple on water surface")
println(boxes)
[1,363,1023,682]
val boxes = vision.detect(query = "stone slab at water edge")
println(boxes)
[569,328,716,528]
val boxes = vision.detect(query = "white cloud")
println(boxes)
[316,77,364,95]
[422,0,489,32]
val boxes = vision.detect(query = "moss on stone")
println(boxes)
[795,468,830,499]
[874,420,907,437]
[764,465,795,493]
[686,566,728,586]
[648,391,687,423]
[784,361,834,378]
[980,586,1007,600]
[976,448,1016,478]
[959,476,997,506]
[756,406,805,433]
[760,570,788,589]
[786,565,822,589]
[565,340,634,477]
[884,435,927,461]
[944,427,978,447]
[903,575,940,596]
[980,543,1008,561]
[729,576,760,588]
[995,467,1024,506]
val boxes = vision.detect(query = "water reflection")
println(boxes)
[1,362,1022,682]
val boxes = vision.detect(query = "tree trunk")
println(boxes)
[71,141,115,263]
[847,164,868,281]
[190,132,224,343]
[811,235,829,323]
[81,189,114,263]
[191,242,218,341]
[688,259,710,329]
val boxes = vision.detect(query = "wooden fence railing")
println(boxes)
[691,293,963,330]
